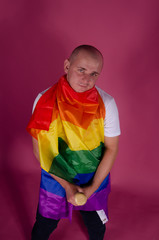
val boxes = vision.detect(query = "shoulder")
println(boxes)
[95,86,115,108]
[96,86,121,137]
[32,87,51,113]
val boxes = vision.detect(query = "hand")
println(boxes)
[49,173,84,206]
[64,183,83,206]
[81,184,95,200]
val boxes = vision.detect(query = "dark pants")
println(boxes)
[31,210,106,240]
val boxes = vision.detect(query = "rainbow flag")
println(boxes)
[27,76,110,220]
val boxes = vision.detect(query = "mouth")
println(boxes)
[79,84,88,87]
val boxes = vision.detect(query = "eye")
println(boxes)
[78,68,85,73]
[90,72,98,77]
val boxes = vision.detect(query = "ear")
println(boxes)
[64,59,70,73]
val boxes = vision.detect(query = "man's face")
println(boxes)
[64,50,103,93]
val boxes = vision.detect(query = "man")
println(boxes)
[27,45,121,240]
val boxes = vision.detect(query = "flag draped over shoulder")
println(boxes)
[27,75,111,220]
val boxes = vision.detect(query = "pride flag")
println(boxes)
[27,75,110,220]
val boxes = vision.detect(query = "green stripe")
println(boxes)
[49,137,105,183]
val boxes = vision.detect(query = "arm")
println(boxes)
[32,137,81,206]
[82,136,119,199]
[49,173,81,206]
[32,137,40,162]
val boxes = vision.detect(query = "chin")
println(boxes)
[78,88,88,93]
[75,89,84,93]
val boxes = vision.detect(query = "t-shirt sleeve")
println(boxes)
[96,86,121,137]
[32,93,42,113]
[32,88,50,113]
[104,98,121,137]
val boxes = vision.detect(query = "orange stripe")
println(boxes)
[56,93,105,129]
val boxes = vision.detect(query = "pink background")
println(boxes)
[1,0,159,239]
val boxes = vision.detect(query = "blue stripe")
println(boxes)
[41,168,110,197]
[40,169,66,197]
[73,172,95,185]
[73,172,110,191]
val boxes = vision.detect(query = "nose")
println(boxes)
[82,73,91,83]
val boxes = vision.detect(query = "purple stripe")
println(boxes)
[39,188,70,220]
[39,182,111,220]
[74,186,110,214]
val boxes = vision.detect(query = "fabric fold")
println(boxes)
[27,75,110,220]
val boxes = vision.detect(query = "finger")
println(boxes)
[76,186,83,193]
[67,196,78,206]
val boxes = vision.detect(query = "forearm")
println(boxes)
[49,173,72,190]
[32,137,40,162]
[32,138,81,205]
[49,173,82,206]
[82,136,119,198]
[91,147,118,191]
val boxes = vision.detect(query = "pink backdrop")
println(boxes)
[1,0,159,239]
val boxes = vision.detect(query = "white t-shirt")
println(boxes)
[96,86,121,137]
[32,86,121,137]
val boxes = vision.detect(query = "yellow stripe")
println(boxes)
[37,115,104,171]
[62,119,104,151]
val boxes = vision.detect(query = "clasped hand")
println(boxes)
[65,183,94,206]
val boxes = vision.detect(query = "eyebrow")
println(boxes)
[77,67,86,70]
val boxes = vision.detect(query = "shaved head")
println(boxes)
[64,45,103,92]
[69,45,103,67]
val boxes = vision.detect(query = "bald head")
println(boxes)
[69,45,103,67]
[64,45,103,93]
